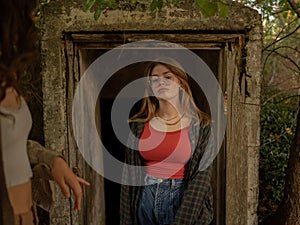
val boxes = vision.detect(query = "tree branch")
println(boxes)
[268,50,300,71]
[287,0,300,18]
[263,45,300,72]
[261,87,300,106]
[263,24,300,51]
[264,75,299,88]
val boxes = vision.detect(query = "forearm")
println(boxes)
[27,140,65,180]
[27,140,62,168]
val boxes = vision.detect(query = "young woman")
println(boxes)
[0,1,89,224]
[120,59,213,225]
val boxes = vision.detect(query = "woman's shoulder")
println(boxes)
[0,87,27,112]
[0,96,27,114]
[189,117,211,139]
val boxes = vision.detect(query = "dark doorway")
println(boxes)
[100,62,146,225]
[80,48,223,225]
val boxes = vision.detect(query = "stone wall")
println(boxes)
[41,1,262,224]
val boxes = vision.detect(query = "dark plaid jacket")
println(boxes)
[120,120,213,225]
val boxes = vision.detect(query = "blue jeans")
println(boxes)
[137,175,185,225]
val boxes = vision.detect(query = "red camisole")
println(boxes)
[138,122,191,179]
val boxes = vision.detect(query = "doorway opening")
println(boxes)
[81,49,225,225]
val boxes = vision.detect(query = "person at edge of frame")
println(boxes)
[0,0,90,224]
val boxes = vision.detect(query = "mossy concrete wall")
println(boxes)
[41,1,262,225]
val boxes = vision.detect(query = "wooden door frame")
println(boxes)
[64,31,246,225]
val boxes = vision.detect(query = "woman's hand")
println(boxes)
[51,157,90,211]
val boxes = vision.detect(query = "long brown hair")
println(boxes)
[129,58,211,127]
[0,0,38,101]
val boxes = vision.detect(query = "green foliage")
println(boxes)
[241,0,299,49]
[218,1,229,18]
[84,0,118,20]
[259,90,299,223]
[150,0,229,17]
[84,0,230,20]
[195,0,218,18]
[150,0,164,11]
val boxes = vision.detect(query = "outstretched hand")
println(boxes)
[51,157,90,211]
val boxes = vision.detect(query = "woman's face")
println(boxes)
[149,64,182,101]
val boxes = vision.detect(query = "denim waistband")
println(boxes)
[144,175,185,186]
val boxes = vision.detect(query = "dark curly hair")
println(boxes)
[0,0,38,101]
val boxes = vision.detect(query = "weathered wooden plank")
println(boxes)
[70,33,242,44]
[225,40,249,225]
[76,42,224,50]
[64,40,106,225]
[64,37,80,225]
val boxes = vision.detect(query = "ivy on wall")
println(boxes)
[84,0,229,20]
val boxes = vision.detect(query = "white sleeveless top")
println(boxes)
[0,98,33,187]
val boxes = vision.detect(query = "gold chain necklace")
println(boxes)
[157,114,178,121]
[156,113,184,125]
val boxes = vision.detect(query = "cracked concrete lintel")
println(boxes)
[41,0,261,34]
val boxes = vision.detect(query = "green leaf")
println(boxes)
[157,0,164,9]
[94,7,103,20]
[85,0,96,11]
[218,1,229,18]
[150,0,158,11]
[108,0,117,9]
[195,0,218,18]
[173,0,180,5]
[150,0,164,11]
